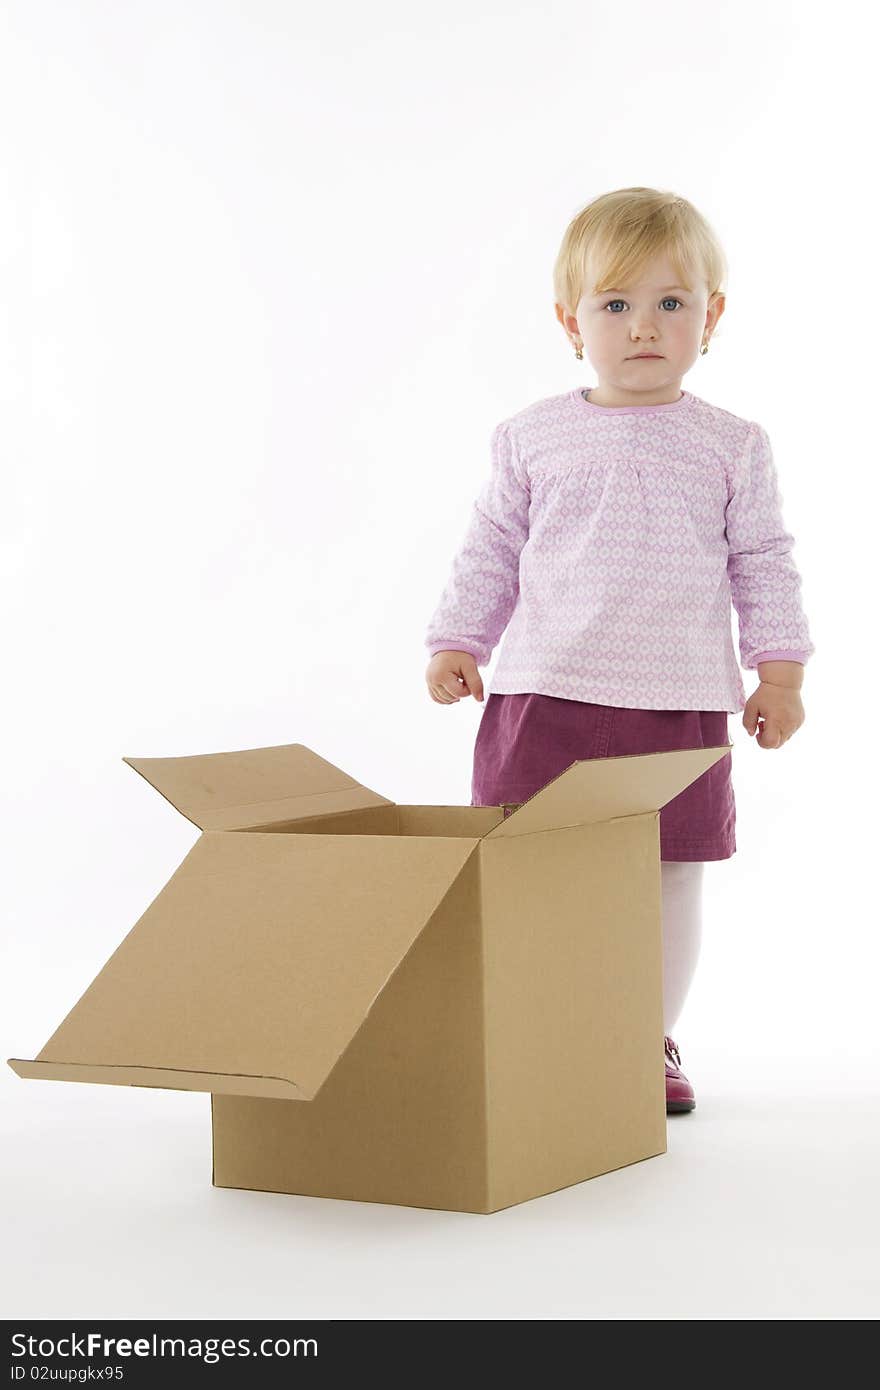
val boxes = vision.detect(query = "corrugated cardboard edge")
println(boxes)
[7,1059,303,1100]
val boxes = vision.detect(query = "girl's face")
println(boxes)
[568,254,724,401]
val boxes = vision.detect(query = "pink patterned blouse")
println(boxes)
[424,386,814,713]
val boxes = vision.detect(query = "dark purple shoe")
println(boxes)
[665,1035,696,1113]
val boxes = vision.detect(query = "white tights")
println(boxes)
[659,860,704,1036]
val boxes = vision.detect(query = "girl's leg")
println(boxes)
[659,860,705,1035]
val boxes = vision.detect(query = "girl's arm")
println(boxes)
[725,421,815,676]
[424,421,530,667]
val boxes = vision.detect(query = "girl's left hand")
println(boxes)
[742,682,805,749]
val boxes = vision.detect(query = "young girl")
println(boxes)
[423,187,814,1114]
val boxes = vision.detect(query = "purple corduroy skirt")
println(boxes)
[471,693,736,862]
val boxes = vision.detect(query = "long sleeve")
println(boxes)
[424,421,530,666]
[725,422,815,671]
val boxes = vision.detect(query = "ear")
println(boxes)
[707,291,726,330]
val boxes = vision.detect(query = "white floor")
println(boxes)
[4,1049,877,1321]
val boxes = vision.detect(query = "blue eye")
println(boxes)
[604,297,683,312]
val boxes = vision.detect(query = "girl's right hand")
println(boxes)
[426,651,485,705]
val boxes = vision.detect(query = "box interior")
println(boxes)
[236,804,509,837]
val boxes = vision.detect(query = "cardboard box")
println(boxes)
[9,739,730,1214]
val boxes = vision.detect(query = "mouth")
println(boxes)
[627,353,663,359]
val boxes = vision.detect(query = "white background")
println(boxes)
[2,0,875,1321]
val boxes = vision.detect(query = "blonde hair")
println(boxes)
[553,187,728,318]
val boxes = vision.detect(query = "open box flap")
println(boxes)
[484,745,733,839]
[123,742,395,831]
[8,829,479,1101]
